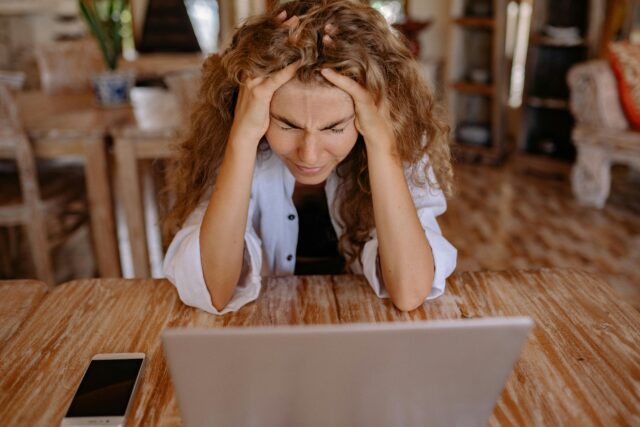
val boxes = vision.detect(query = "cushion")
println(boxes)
[609,41,640,129]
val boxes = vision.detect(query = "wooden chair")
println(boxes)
[568,60,640,208]
[34,38,104,94]
[0,71,26,91]
[0,83,88,285]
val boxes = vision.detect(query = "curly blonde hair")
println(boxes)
[164,0,453,268]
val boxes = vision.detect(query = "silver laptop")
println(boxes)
[162,317,533,427]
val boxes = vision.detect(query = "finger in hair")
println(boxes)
[264,60,301,91]
[324,22,337,36]
[320,68,367,100]
[275,10,287,22]
[282,15,299,28]
[322,34,335,47]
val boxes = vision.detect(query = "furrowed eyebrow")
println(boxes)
[271,114,303,129]
[271,114,354,130]
[319,114,354,130]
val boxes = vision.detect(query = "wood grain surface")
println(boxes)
[0,280,48,350]
[0,270,638,426]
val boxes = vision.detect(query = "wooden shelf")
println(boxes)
[450,81,494,96]
[525,96,569,110]
[531,33,587,48]
[517,0,605,163]
[452,17,495,28]
[445,0,507,165]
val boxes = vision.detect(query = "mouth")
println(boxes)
[294,164,324,175]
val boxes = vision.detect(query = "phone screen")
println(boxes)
[65,358,143,417]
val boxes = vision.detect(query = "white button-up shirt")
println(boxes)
[163,151,457,315]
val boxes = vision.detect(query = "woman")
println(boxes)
[163,0,456,314]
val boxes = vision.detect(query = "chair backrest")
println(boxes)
[0,82,26,151]
[0,81,20,174]
[0,84,56,284]
[0,71,26,91]
[0,83,46,265]
[567,59,629,130]
[164,68,202,129]
[0,83,42,203]
[35,38,104,94]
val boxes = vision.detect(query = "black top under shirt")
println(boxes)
[292,182,346,275]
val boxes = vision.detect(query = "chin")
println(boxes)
[285,160,335,184]
[289,165,334,185]
[292,171,330,185]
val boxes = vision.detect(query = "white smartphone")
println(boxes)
[60,353,146,427]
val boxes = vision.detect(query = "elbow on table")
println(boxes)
[389,283,432,312]
[206,279,236,312]
[202,257,247,312]
[383,267,434,312]
[212,296,230,312]
[391,295,426,312]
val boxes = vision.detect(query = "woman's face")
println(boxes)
[266,78,358,185]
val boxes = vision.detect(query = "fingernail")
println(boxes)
[277,10,286,19]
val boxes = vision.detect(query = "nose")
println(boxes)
[297,132,320,165]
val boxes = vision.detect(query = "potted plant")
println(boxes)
[78,0,135,106]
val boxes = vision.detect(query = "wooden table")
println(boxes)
[16,90,130,278]
[13,54,205,279]
[17,91,180,280]
[0,280,48,350]
[1,270,638,426]
[18,90,182,280]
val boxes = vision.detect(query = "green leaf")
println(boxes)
[78,0,129,70]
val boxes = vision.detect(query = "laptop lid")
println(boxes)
[162,317,533,427]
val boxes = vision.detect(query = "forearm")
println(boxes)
[200,135,258,311]
[367,146,435,311]
[317,67,435,309]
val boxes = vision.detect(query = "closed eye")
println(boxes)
[279,126,345,134]
[272,113,354,133]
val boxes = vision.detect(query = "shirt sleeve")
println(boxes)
[360,158,457,302]
[162,193,263,315]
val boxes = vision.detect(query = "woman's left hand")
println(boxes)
[320,67,396,154]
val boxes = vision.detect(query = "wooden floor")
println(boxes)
[3,161,639,310]
[441,162,640,310]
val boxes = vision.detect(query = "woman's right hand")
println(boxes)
[229,60,301,147]
[229,10,301,147]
